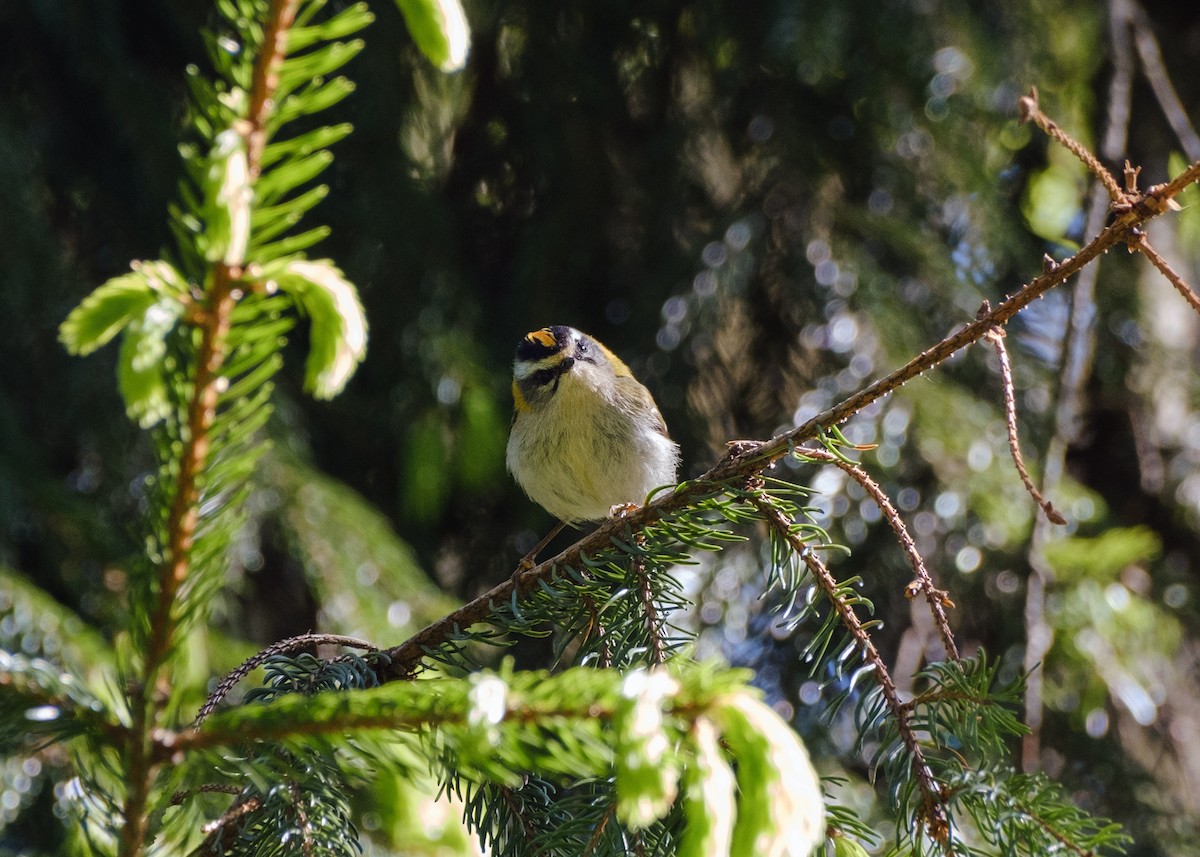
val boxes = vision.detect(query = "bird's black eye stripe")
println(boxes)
[525,356,575,392]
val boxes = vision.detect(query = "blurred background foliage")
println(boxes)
[2,0,1200,853]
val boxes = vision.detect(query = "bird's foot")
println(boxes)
[609,502,639,519]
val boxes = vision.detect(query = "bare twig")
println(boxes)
[192,633,379,728]
[751,495,951,846]
[581,804,615,856]
[1133,233,1200,316]
[1018,87,1124,202]
[187,793,263,857]
[801,447,961,662]
[982,326,1068,526]
[578,596,613,668]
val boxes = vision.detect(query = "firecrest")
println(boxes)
[506,326,679,525]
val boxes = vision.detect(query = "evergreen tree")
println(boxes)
[3,1,1199,854]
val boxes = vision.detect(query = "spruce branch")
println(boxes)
[633,554,667,667]
[193,633,379,727]
[749,494,952,847]
[121,3,306,854]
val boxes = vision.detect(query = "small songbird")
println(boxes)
[506,326,679,550]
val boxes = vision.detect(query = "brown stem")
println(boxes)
[1018,88,1124,202]
[189,793,263,856]
[118,3,302,855]
[982,327,1067,526]
[633,554,666,666]
[582,596,613,668]
[1134,233,1200,316]
[581,804,615,856]
[801,448,960,662]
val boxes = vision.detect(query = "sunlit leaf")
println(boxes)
[614,669,680,830]
[267,259,368,399]
[117,298,186,428]
[678,717,735,857]
[59,261,186,356]
[718,693,824,857]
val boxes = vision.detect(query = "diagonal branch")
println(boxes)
[751,495,952,846]
[193,633,378,728]
[1018,88,1123,202]
[1132,233,1200,316]
[380,151,1200,681]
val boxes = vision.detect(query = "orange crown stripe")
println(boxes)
[525,328,557,348]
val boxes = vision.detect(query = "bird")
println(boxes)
[506,325,680,566]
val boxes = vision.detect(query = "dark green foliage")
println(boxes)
[4,0,1199,854]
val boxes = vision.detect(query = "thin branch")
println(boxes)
[1018,88,1123,202]
[801,447,960,662]
[982,325,1068,526]
[192,633,379,728]
[582,596,613,669]
[290,780,315,857]
[1013,798,1102,857]
[581,804,615,857]
[750,495,952,846]
[1133,233,1200,316]
[188,794,264,857]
